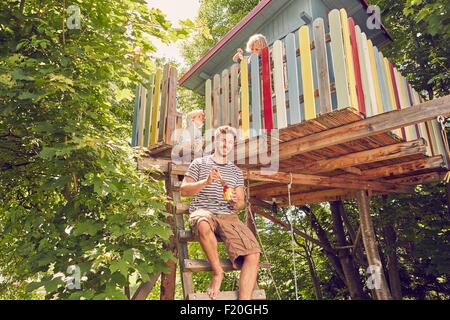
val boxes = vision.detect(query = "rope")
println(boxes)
[287,173,299,300]
[245,172,282,300]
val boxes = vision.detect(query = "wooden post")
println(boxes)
[355,190,392,300]
[159,173,178,300]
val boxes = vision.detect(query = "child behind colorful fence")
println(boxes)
[232,34,268,63]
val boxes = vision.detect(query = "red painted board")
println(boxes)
[261,46,273,131]
[348,18,365,115]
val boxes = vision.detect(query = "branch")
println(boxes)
[131,273,162,300]
[19,0,25,14]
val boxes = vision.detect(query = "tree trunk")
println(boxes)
[340,205,368,268]
[446,183,450,216]
[303,245,323,300]
[355,190,392,300]
[383,225,403,300]
[300,205,346,285]
[160,215,178,300]
[330,201,367,300]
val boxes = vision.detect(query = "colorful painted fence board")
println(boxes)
[131,64,177,148]
[134,9,447,161]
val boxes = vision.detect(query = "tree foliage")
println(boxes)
[0,0,190,299]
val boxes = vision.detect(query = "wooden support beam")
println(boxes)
[279,188,355,206]
[253,208,328,251]
[275,159,444,206]
[238,95,450,162]
[256,157,443,201]
[131,272,161,300]
[341,167,362,175]
[247,170,412,193]
[387,171,446,185]
[355,190,392,300]
[294,139,427,174]
[360,156,444,179]
[137,156,170,173]
[159,174,178,300]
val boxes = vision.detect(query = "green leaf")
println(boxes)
[109,259,129,278]
[72,221,102,236]
[43,277,64,293]
[123,249,134,263]
[11,69,34,81]
[25,281,43,293]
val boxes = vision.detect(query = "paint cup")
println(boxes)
[223,184,235,201]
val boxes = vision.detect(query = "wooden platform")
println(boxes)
[139,105,448,207]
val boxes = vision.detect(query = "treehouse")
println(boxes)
[131,0,450,301]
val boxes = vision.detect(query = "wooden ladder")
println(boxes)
[167,163,268,300]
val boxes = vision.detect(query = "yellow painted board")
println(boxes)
[143,74,155,147]
[367,40,384,115]
[299,25,316,120]
[150,69,163,146]
[361,33,378,117]
[273,40,287,128]
[340,9,358,110]
[240,57,250,140]
[382,57,402,137]
[329,9,350,109]
[355,26,372,115]
[396,71,415,141]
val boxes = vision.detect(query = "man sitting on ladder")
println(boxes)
[180,125,261,300]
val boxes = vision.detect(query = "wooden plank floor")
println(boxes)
[141,107,446,206]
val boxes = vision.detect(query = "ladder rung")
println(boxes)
[178,229,223,242]
[172,180,182,190]
[183,259,271,272]
[187,289,266,300]
[176,203,189,215]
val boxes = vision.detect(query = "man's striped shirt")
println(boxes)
[185,155,244,214]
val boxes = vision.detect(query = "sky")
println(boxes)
[147,0,201,67]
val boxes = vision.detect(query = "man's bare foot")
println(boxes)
[207,271,224,300]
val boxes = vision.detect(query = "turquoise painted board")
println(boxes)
[205,79,212,144]
[373,47,389,112]
[221,69,230,126]
[402,77,412,106]
[250,53,262,136]
[285,33,301,124]
[131,85,140,147]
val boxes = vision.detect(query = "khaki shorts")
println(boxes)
[188,209,261,270]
